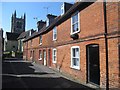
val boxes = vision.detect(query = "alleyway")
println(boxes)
[2,59,95,89]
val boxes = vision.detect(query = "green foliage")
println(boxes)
[3,51,23,58]
[3,51,12,58]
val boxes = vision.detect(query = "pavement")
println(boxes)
[2,58,96,89]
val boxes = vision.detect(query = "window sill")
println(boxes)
[52,61,56,64]
[38,58,42,60]
[70,66,80,70]
[53,39,57,41]
[70,30,80,35]
[39,43,42,46]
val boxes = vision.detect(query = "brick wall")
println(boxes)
[23,1,120,88]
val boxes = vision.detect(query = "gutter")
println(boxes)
[23,2,95,42]
[103,1,109,90]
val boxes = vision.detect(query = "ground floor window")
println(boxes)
[71,46,80,70]
[39,50,42,60]
[52,48,57,63]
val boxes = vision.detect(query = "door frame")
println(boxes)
[86,44,100,85]
[48,49,51,67]
[43,50,47,66]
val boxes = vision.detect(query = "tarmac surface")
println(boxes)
[2,59,95,89]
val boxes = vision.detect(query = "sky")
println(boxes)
[1,1,74,38]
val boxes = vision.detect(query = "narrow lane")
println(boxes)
[2,59,95,89]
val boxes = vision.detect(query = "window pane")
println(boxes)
[73,48,75,57]
[53,50,55,55]
[55,50,56,56]
[44,51,46,59]
[40,36,42,43]
[71,47,80,68]
[72,16,75,24]
[54,56,56,61]
[75,13,78,22]
[71,12,79,34]
[54,34,56,39]
[72,13,78,24]
[40,51,42,58]
[76,58,79,66]
[53,27,57,40]
[73,58,77,66]
[76,48,79,57]
[73,23,78,33]
[73,58,79,66]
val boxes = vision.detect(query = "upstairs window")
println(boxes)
[61,3,64,15]
[39,35,42,45]
[71,12,80,35]
[71,46,80,70]
[53,27,57,41]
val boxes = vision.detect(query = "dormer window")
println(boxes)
[61,3,64,15]
[71,11,80,35]
[61,2,73,16]
[29,31,31,36]
[46,18,49,27]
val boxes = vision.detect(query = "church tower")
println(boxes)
[11,10,26,34]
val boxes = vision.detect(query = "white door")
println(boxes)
[43,50,47,66]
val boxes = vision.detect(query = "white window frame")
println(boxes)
[46,18,49,27]
[39,35,42,45]
[53,27,57,41]
[39,50,42,60]
[61,3,64,16]
[71,11,80,35]
[52,48,57,63]
[71,46,80,70]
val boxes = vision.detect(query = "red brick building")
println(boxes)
[23,1,120,88]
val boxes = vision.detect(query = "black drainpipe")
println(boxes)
[103,0,109,90]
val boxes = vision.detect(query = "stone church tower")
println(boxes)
[11,10,26,34]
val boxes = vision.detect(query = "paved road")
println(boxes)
[2,59,95,89]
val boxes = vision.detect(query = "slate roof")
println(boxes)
[23,1,95,42]
[6,32,20,41]
[17,29,36,40]
[17,31,27,40]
